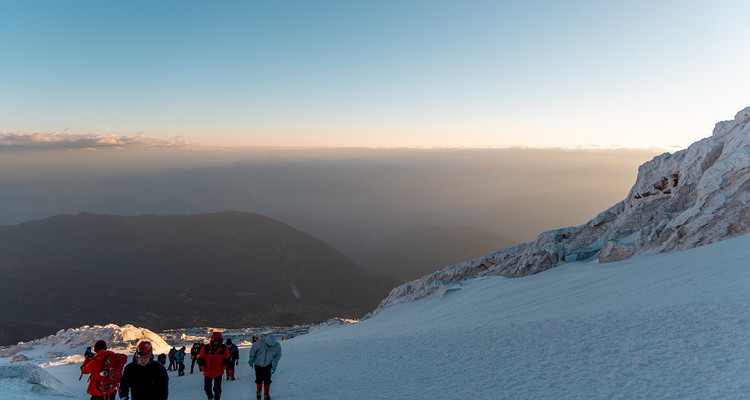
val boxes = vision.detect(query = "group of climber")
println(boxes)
[80,332,282,400]
[166,346,187,375]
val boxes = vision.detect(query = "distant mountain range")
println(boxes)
[352,225,517,281]
[0,148,654,253]
[0,211,400,345]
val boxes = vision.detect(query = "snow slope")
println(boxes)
[3,233,749,399]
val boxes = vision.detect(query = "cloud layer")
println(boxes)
[0,131,186,150]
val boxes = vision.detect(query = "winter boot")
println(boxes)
[256,392,261,400]
[264,395,271,400]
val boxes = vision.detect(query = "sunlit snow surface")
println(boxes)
[2,234,750,399]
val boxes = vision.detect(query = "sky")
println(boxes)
[2,0,750,150]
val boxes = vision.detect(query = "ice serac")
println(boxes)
[369,106,750,315]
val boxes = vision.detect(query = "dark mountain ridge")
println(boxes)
[0,211,400,345]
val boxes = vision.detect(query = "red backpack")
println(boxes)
[96,353,128,394]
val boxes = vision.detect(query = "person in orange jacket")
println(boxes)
[81,340,118,400]
[197,332,231,400]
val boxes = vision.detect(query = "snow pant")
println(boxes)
[178,361,185,375]
[256,383,271,397]
[204,376,223,400]
[226,362,235,379]
[191,358,198,373]
[169,359,176,371]
[254,364,272,385]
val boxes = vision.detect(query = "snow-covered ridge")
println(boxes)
[0,324,169,366]
[0,322,323,367]
[370,106,750,315]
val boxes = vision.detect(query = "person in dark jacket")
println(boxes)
[224,339,239,381]
[198,331,231,400]
[248,334,282,400]
[190,342,202,374]
[167,348,176,371]
[119,341,169,400]
[175,347,186,376]
[157,354,167,367]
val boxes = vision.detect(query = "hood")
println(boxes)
[265,334,277,346]
[210,331,223,341]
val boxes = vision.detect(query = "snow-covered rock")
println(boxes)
[0,324,170,365]
[370,106,750,315]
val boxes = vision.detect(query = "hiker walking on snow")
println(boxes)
[190,342,202,374]
[248,334,282,400]
[225,339,240,381]
[175,346,186,376]
[198,331,231,400]
[119,341,169,400]
[167,348,176,371]
[81,340,120,400]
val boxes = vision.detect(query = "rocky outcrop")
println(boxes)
[369,106,750,316]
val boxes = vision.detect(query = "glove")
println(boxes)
[248,358,254,366]
[271,365,276,375]
[235,360,239,366]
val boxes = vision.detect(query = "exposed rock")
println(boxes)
[598,241,636,263]
[11,354,29,363]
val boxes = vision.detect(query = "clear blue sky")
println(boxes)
[1,0,749,149]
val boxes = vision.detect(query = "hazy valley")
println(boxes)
[0,147,661,344]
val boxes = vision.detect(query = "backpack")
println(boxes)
[96,353,128,394]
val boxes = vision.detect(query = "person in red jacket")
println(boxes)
[81,340,117,400]
[197,332,231,400]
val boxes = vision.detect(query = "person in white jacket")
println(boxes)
[248,334,282,400]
